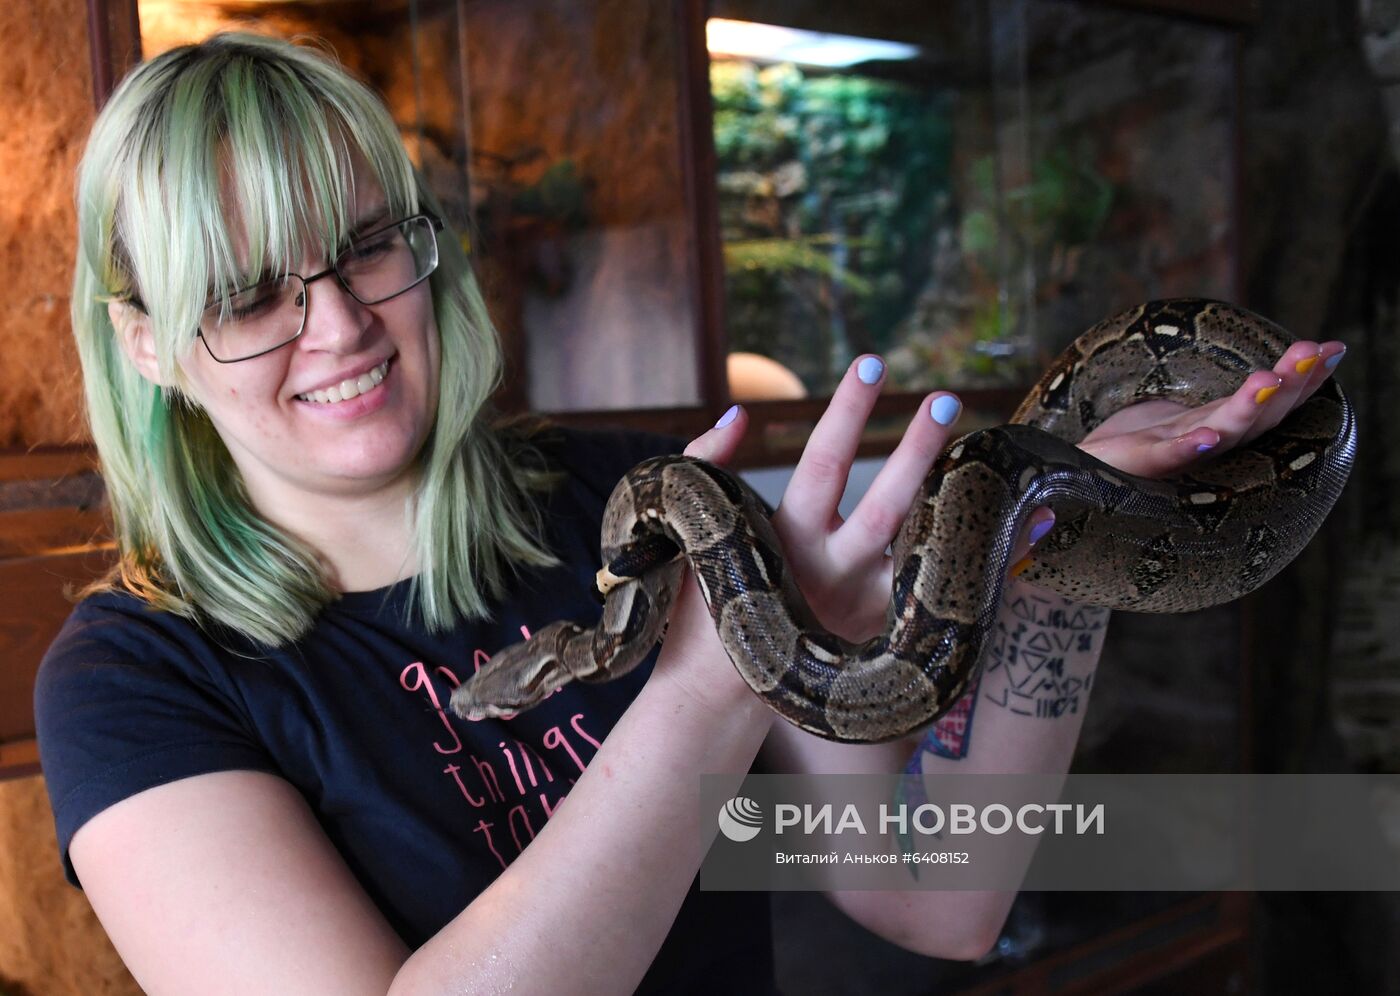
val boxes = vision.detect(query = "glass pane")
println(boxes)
[710,0,1237,401]
[1009,0,1237,354]
[710,3,1004,400]
[461,0,702,412]
[136,0,704,414]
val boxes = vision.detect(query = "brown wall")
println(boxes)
[0,778,139,996]
[0,0,95,449]
[0,3,138,994]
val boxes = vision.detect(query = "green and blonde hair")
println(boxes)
[72,32,557,646]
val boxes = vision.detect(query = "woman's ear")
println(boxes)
[108,300,170,387]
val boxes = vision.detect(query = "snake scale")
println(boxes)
[449,299,1356,743]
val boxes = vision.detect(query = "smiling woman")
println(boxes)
[74,33,557,642]
[39,31,792,995]
[32,23,1349,996]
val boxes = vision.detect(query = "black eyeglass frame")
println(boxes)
[202,212,445,363]
[119,213,445,364]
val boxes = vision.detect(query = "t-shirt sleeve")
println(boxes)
[34,596,277,886]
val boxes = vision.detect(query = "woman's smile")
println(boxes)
[291,354,395,420]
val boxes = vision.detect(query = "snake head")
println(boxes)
[448,621,584,720]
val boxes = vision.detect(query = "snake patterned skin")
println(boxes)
[450,299,1356,743]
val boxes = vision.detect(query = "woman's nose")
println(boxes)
[296,272,373,352]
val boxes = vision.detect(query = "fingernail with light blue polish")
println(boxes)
[715,404,740,429]
[930,395,961,426]
[1325,348,1346,370]
[857,356,884,384]
[1028,516,1055,546]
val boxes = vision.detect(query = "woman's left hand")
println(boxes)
[1075,338,1345,477]
[676,337,1345,654]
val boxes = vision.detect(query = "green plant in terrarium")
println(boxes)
[723,235,876,297]
[711,58,953,393]
[896,142,1115,387]
[960,143,1114,289]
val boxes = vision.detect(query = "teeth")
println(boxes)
[297,358,391,404]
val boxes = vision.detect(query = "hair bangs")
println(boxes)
[124,37,418,374]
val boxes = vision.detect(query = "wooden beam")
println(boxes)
[0,548,116,756]
[1090,0,1260,27]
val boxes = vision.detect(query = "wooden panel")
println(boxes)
[87,0,142,108]
[1128,939,1249,995]
[952,893,1247,996]
[0,738,40,781]
[0,507,110,560]
[0,448,97,484]
[674,0,730,415]
[548,386,1025,468]
[0,449,117,779]
[0,548,115,761]
[1097,0,1259,26]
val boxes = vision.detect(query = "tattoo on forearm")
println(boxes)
[913,589,1109,762]
[982,591,1108,718]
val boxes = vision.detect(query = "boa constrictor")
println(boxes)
[450,299,1356,743]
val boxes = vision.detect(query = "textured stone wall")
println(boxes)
[1238,3,1400,994]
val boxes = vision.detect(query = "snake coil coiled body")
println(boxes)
[450,300,1356,743]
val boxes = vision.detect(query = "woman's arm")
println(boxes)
[399,603,775,994]
[760,577,1108,960]
[69,423,778,996]
[749,336,1344,958]
[70,590,776,996]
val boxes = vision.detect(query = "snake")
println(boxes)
[449,299,1356,743]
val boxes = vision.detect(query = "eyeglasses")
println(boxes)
[195,213,443,363]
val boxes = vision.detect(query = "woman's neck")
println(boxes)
[244,470,422,593]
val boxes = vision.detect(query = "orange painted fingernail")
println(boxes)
[1254,384,1279,405]
[1010,557,1033,577]
[1295,355,1319,374]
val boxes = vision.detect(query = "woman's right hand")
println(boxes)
[648,406,777,716]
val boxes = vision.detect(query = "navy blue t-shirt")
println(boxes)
[35,426,774,993]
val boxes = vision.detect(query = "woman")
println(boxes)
[36,32,1343,995]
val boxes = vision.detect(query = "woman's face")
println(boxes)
[174,170,441,509]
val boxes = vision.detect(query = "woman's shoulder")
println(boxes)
[36,589,277,886]
[37,587,235,699]
[46,586,210,654]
